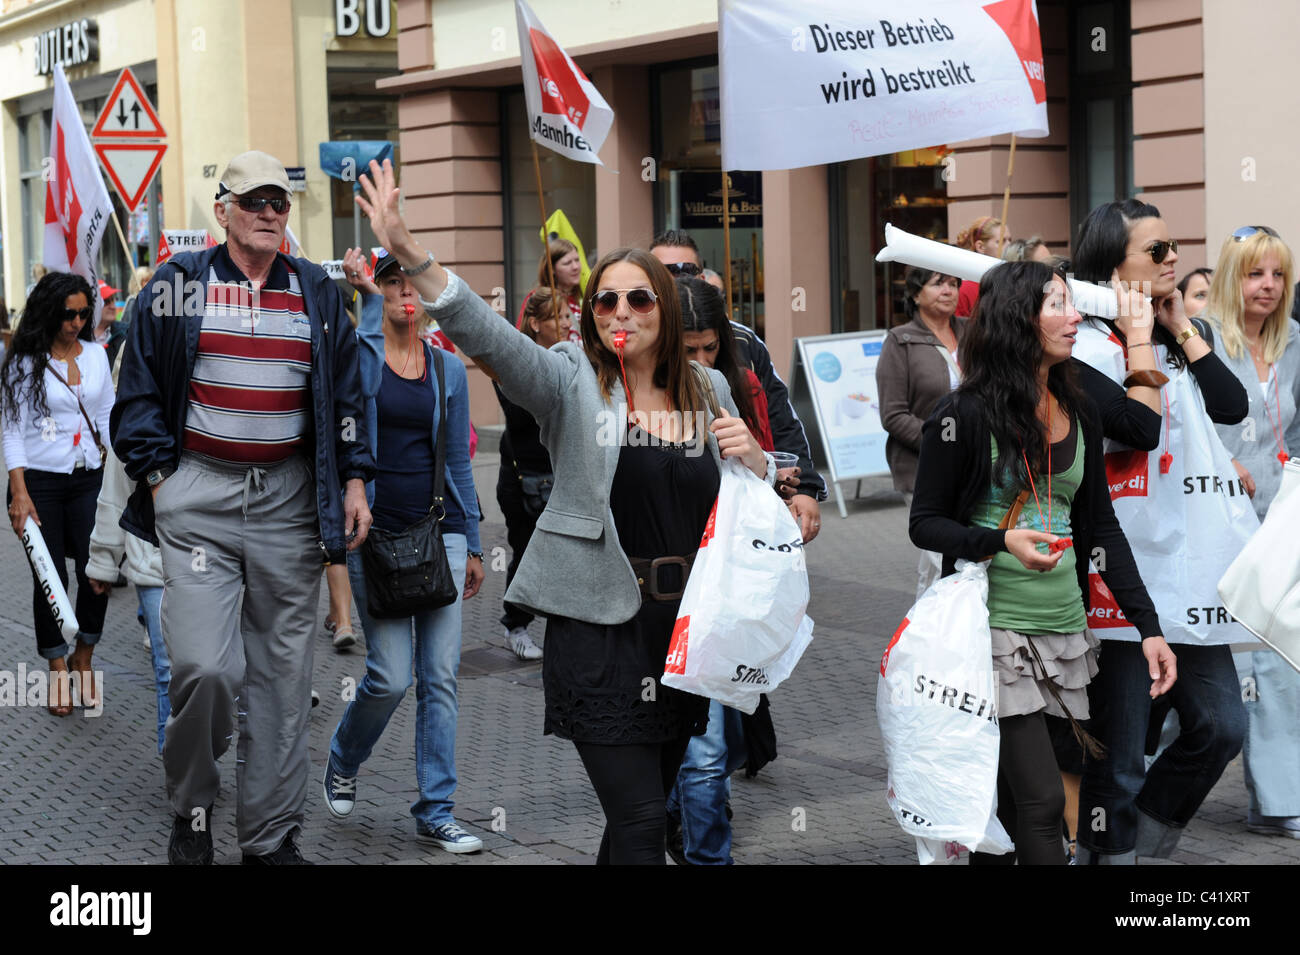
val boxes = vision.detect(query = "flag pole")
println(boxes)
[997,134,1018,257]
[721,170,734,322]
[109,208,135,269]
[530,139,564,347]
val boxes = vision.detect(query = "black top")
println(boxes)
[542,427,718,744]
[909,389,1162,638]
[494,381,551,475]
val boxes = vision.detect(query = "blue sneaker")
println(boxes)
[322,759,357,818]
[417,821,483,854]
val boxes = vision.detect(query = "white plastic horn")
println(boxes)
[20,516,79,641]
[875,223,1121,319]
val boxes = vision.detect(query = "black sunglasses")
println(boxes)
[1232,225,1280,241]
[590,288,658,317]
[63,307,94,323]
[235,195,291,214]
[1131,238,1179,264]
[663,262,702,277]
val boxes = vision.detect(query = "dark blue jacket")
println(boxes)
[110,246,375,563]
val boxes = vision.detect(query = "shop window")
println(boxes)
[326,60,400,259]
[652,60,764,335]
[1067,1,1133,235]
[830,150,950,333]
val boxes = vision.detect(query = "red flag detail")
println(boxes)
[529,27,592,129]
[983,0,1047,105]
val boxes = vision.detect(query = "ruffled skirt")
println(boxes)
[990,628,1099,719]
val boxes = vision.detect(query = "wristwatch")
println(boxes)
[401,252,436,276]
[1175,326,1200,346]
[467,551,484,562]
[146,467,174,488]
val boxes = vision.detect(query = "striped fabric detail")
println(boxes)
[183,265,313,464]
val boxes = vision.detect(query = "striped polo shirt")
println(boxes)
[183,247,313,464]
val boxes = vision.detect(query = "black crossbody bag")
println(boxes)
[360,349,459,617]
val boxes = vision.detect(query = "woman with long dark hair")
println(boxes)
[353,158,774,864]
[910,260,1175,865]
[1070,198,1250,864]
[1,272,114,715]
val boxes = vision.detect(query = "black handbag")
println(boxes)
[516,467,554,518]
[360,349,459,618]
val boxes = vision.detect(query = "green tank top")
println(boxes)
[971,422,1087,634]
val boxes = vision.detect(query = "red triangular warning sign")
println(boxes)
[94,142,166,212]
[155,231,172,265]
[91,67,166,139]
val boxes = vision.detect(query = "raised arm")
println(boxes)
[353,159,574,417]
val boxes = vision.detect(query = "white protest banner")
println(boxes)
[155,229,213,265]
[720,0,1049,171]
[515,0,614,164]
[43,63,114,304]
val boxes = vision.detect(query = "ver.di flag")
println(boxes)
[44,63,114,302]
[720,0,1049,171]
[515,0,614,164]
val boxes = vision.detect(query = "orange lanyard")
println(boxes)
[1262,367,1289,464]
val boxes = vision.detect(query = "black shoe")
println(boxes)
[168,810,214,865]
[241,832,312,865]
[666,813,689,866]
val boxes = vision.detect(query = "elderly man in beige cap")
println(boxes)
[113,150,374,864]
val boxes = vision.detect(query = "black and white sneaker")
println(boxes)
[416,821,483,854]
[323,759,357,818]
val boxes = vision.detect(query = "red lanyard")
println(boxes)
[613,331,635,420]
[1021,443,1053,534]
[1159,388,1173,474]
[1262,366,1290,464]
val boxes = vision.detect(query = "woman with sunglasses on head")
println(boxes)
[354,160,774,864]
[1203,226,1300,839]
[1,272,114,716]
[910,261,1175,865]
[1070,198,1250,865]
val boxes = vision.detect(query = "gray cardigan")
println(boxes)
[1211,318,1300,520]
[428,272,760,625]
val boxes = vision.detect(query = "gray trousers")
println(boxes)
[155,453,322,855]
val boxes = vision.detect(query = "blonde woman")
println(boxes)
[1204,225,1300,839]
[954,215,1008,317]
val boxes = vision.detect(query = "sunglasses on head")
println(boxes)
[1232,225,1280,241]
[590,288,658,318]
[1132,238,1179,264]
[63,307,94,323]
[234,195,291,214]
[663,262,702,277]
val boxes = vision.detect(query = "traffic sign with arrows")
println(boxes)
[91,66,167,213]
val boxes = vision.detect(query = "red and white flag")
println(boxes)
[43,64,114,301]
[515,0,614,165]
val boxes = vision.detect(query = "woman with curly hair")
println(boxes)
[1,272,114,715]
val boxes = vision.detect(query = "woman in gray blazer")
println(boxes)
[355,159,774,864]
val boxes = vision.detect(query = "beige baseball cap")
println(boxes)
[216,150,291,198]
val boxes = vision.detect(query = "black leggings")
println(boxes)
[970,712,1067,866]
[574,735,694,865]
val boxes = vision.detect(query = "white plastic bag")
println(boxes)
[877,561,1013,863]
[1073,323,1258,644]
[662,458,814,715]
[1220,457,1300,672]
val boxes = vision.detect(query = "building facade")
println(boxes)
[0,0,399,310]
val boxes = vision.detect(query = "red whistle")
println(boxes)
[1280,452,1290,465]
[613,330,627,350]
[402,303,416,317]
[1159,453,1172,474]
[1049,537,1073,553]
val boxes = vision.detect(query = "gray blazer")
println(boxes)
[430,273,763,625]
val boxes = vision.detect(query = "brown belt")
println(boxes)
[629,552,697,602]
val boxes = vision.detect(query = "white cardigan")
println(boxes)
[1,344,113,472]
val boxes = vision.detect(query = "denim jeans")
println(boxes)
[1240,650,1300,817]
[1078,640,1245,861]
[136,585,170,754]
[331,534,467,828]
[665,699,747,865]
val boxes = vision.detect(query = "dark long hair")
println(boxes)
[1,271,93,421]
[1073,197,1188,368]
[579,248,702,417]
[677,277,759,430]
[960,261,1085,489]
